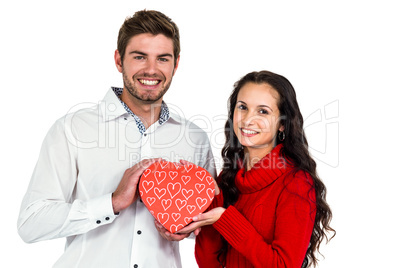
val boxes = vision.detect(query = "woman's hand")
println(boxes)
[176,207,225,235]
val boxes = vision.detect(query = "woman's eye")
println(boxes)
[238,104,247,110]
[259,109,269,115]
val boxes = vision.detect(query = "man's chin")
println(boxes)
[134,93,164,103]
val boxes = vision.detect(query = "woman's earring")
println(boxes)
[278,131,285,141]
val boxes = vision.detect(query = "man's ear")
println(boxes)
[114,49,123,73]
[173,55,180,76]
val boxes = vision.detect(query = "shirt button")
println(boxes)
[96,220,101,224]
[137,230,142,235]
[105,217,110,221]
[134,265,138,268]
[143,133,147,137]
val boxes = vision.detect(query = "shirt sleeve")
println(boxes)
[199,142,217,179]
[212,173,316,268]
[17,118,118,243]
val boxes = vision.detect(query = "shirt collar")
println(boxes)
[103,87,172,135]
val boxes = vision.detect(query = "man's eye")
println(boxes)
[158,58,168,62]
[134,56,145,60]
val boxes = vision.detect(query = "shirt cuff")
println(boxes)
[86,193,118,226]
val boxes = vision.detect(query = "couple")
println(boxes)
[17,10,334,268]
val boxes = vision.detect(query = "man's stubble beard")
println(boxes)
[122,69,173,103]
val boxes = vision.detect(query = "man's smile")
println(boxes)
[139,79,161,86]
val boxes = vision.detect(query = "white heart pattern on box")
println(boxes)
[139,161,215,233]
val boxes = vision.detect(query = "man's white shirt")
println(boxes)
[18,88,216,268]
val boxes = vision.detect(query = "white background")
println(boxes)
[1,0,401,267]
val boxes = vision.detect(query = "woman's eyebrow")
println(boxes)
[258,104,273,112]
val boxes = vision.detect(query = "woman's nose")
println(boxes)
[243,111,256,126]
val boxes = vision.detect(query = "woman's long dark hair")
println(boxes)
[219,71,335,267]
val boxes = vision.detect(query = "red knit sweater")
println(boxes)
[195,144,316,268]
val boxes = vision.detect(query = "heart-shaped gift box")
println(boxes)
[139,161,215,233]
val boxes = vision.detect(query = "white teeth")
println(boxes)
[241,129,258,135]
[140,79,159,85]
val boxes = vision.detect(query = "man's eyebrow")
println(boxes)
[157,53,173,58]
[128,50,147,56]
[128,51,173,58]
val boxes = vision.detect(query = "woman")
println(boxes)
[180,70,335,267]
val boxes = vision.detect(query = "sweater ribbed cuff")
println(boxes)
[213,205,254,247]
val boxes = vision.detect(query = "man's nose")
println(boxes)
[144,59,157,75]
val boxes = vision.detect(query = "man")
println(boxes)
[18,10,216,268]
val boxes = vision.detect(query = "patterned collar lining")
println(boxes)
[112,87,170,135]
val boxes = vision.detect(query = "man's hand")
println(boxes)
[154,220,193,241]
[112,158,161,214]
